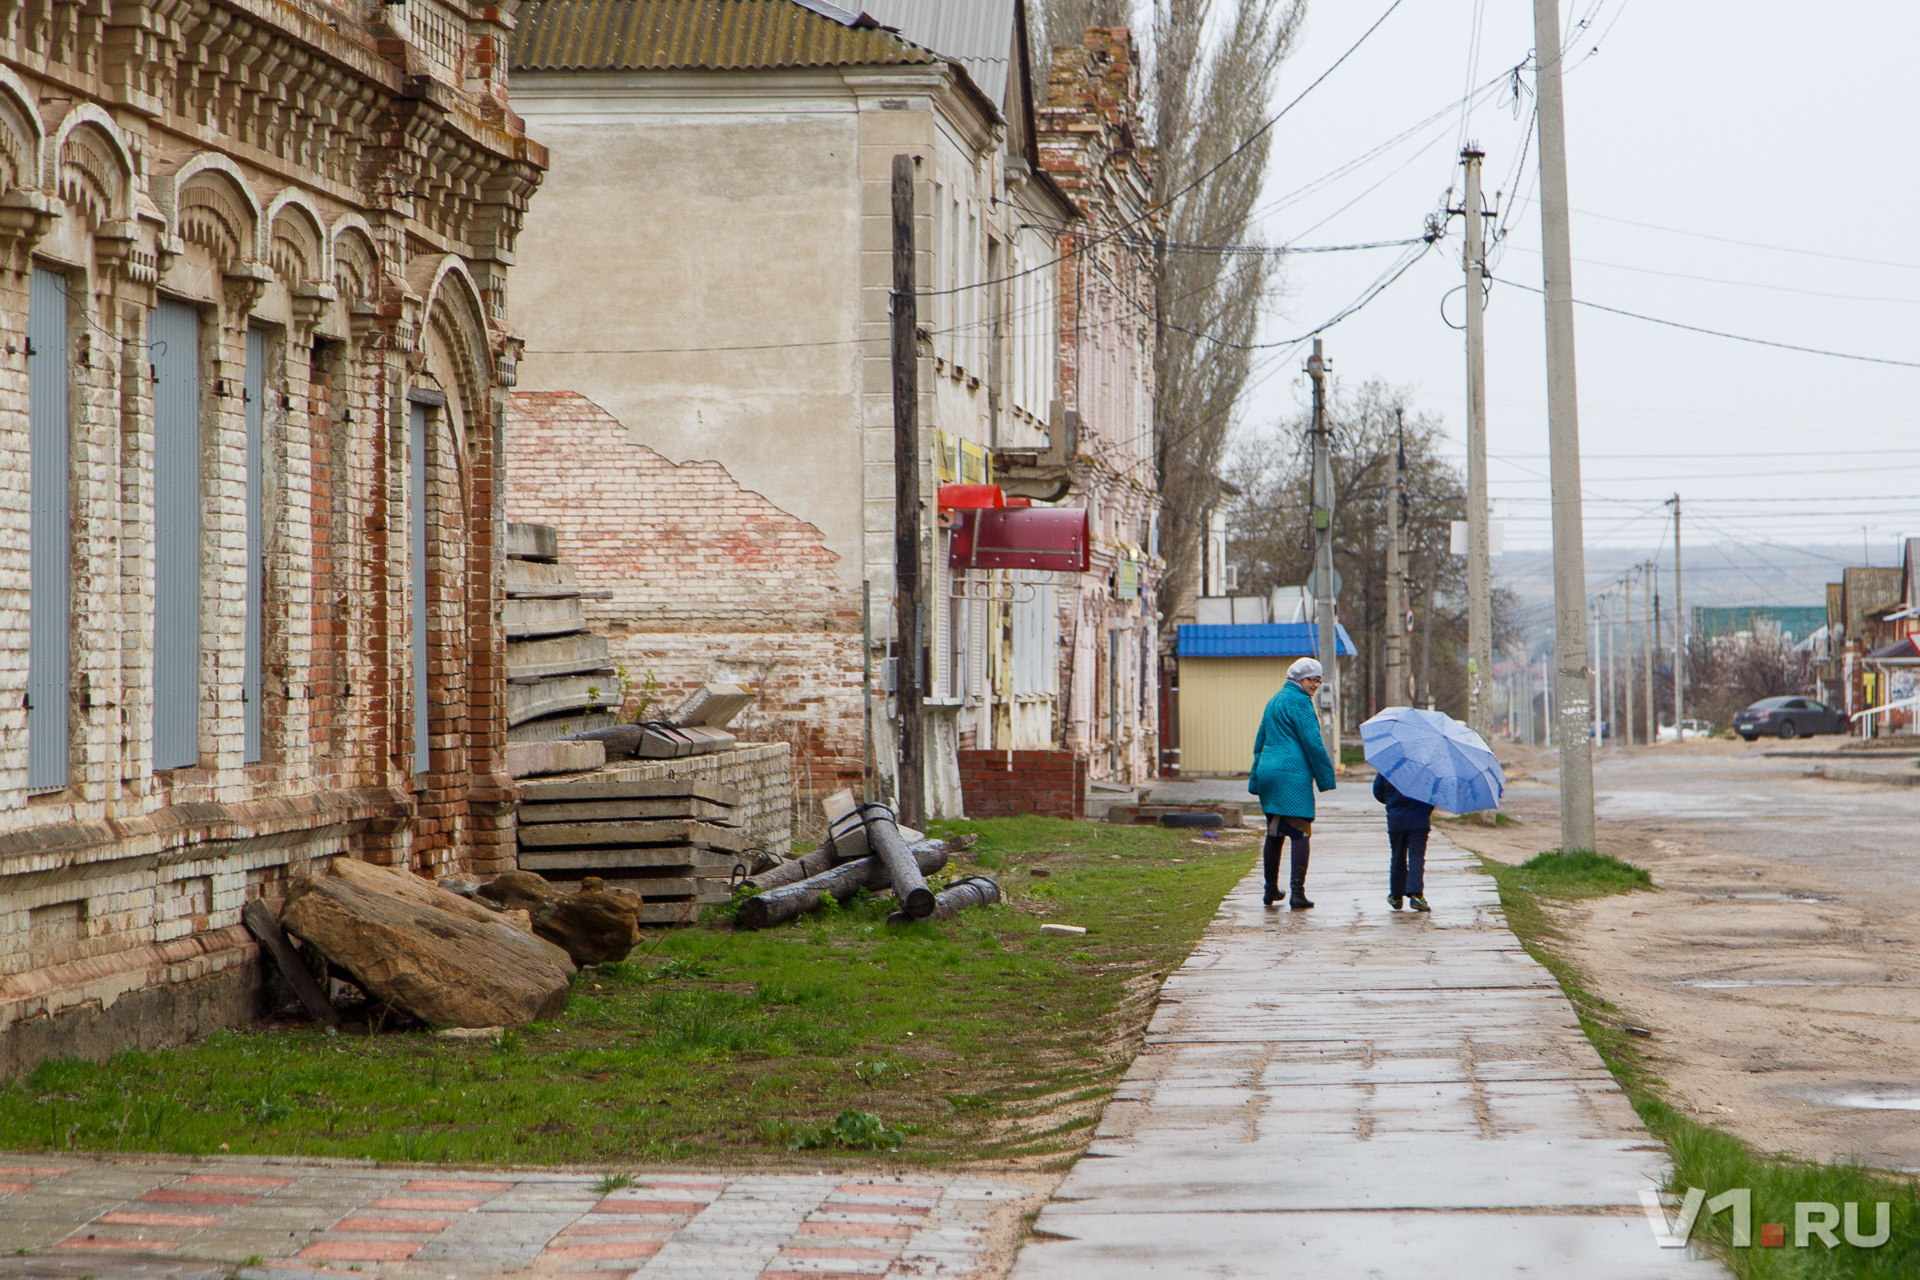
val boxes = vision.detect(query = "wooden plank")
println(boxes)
[242,899,340,1028]
[518,797,739,825]
[517,777,743,806]
[517,819,748,852]
[517,848,737,872]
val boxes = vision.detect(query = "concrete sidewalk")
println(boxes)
[1009,805,1730,1278]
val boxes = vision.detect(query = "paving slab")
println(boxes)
[1008,807,1731,1277]
[0,1159,1037,1280]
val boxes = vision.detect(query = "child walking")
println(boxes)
[1372,772,1434,911]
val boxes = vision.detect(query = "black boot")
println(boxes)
[1289,839,1314,910]
[1262,835,1283,907]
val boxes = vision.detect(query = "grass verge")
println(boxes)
[0,817,1254,1171]
[1478,852,1920,1277]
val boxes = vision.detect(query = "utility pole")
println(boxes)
[1668,493,1684,740]
[1532,0,1595,850]
[1622,572,1634,748]
[890,154,926,826]
[1308,340,1340,761]
[1642,562,1654,745]
[1589,603,1600,745]
[1384,407,1406,708]
[1461,147,1493,747]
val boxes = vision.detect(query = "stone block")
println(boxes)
[505,739,607,779]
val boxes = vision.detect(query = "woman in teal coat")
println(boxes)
[1247,657,1338,908]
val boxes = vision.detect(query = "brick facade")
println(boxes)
[506,392,865,800]
[0,0,543,1075]
[957,749,1087,821]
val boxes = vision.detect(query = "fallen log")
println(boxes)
[860,803,935,918]
[736,840,949,930]
[888,875,1001,927]
[242,899,340,1027]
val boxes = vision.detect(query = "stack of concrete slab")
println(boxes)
[515,777,750,924]
[504,522,619,742]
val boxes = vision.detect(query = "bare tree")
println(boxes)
[1151,0,1303,615]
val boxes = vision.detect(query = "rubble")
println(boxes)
[734,801,996,930]
[478,869,644,966]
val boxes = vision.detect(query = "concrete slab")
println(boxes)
[1009,810,1730,1277]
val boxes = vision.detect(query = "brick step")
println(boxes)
[518,819,749,852]
[519,778,744,806]
[507,632,610,682]
[519,797,738,825]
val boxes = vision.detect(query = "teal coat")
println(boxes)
[1247,681,1337,818]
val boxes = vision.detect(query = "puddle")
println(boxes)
[1681,978,1849,989]
[1722,893,1832,903]
[1825,1093,1920,1111]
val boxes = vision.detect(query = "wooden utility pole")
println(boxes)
[890,154,926,826]
[1384,407,1406,707]
[1461,147,1493,747]
[1308,340,1339,761]
[1532,0,1595,851]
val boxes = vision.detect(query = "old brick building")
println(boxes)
[0,0,543,1073]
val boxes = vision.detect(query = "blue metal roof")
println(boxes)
[1177,622,1356,658]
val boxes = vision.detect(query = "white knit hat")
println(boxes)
[1287,657,1323,681]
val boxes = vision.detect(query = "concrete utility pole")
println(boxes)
[1668,493,1684,740]
[1590,604,1601,744]
[1643,562,1654,745]
[1384,407,1406,708]
[1461,147,1494,747]
[1531,0,1596,850]
[1622,572,1634,747]
[1308,340,1340,762]
[889,154,926,826]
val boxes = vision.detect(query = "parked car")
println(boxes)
[1733,697,1847,740]
[1657,718,1717,742]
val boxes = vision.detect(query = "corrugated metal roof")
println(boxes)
[511,0,939,74]
[857,0,1016,107]
[1177,623,1357,659]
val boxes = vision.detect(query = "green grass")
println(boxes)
[1477,852,1920,1276]
[0,818,1254,1171]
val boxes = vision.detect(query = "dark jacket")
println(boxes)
[1372,773,1434,832]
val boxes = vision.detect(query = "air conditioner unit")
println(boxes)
[1224,565,1239,591]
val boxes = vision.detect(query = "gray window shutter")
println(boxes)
[151,300,201,771]
[27,268,70,790]
[409,404,429,775]
[244,326,265,763]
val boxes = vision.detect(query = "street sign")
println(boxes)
[1305,567,1342,599]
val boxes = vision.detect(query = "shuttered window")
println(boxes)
[408,403,430,775]
[243,326,265,762]
[27,268,70,790]
[150,300,201,770]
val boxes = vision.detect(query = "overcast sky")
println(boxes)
[1216,0,1919,605]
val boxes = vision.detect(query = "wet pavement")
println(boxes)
[1008,795,1729,1278]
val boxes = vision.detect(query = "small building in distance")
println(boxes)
[1174,623,1356,776]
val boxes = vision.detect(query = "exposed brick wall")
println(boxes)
[506,392,865,802]
[958,749,1086,820]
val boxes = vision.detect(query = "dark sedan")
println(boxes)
[1734,696,1847,740]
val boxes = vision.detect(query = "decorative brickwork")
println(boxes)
[505,392,864,802]
[957,750,1087,821]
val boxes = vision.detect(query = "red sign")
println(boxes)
[948,507,1089,573]
[937,483,1005,510]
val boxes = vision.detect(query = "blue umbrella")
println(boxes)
[1360,706,1506,814]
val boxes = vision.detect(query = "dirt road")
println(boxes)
[1446,737,1920,1174]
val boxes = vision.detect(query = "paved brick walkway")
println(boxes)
[0,1159,1034,1280]
[1008,801,1732,1278]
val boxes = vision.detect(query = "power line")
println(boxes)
[1509,198,1920,271]
[1499,244,1920,304]
[1491,276,1920,369]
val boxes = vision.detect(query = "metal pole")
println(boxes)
[1384,407,1405,707]
[1308,340,1340,761]
[1462,148,1493,747]
[889,154,926,826]
[1532,0,1595,850]
[1666,495,1681,744]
